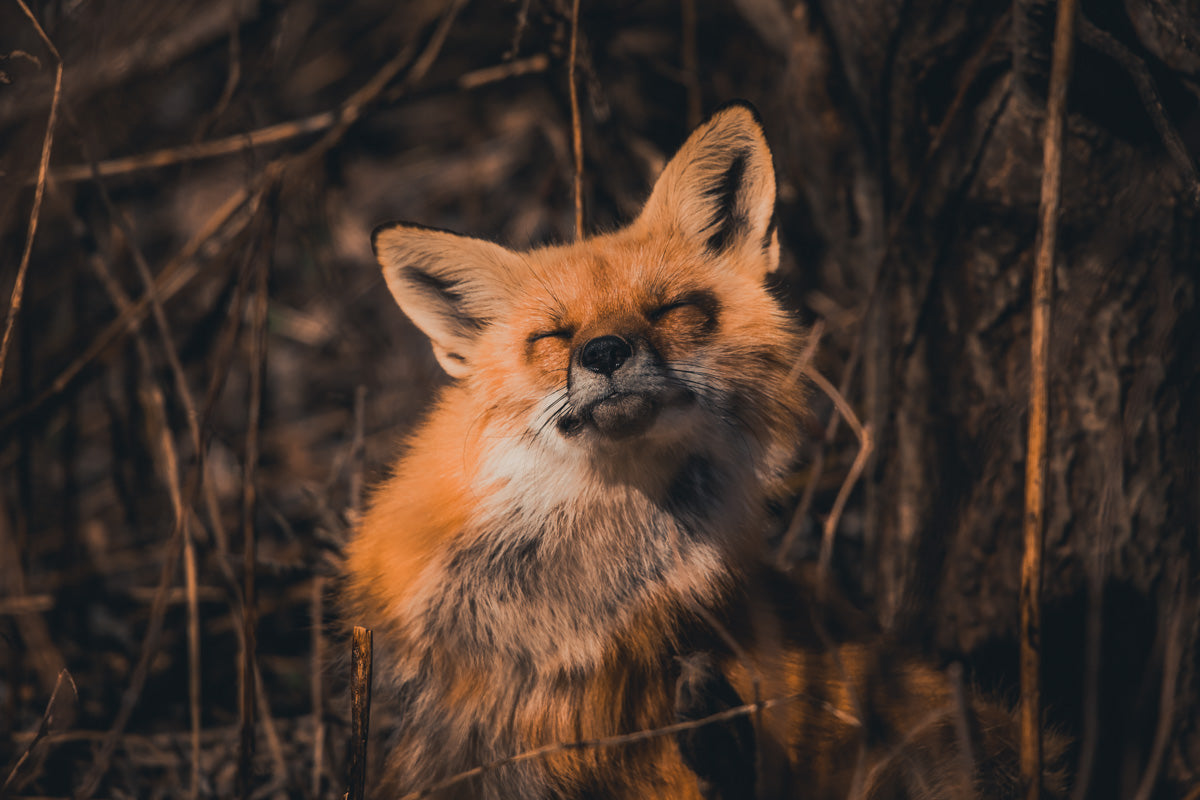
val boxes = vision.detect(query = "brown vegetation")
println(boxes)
[1,1,1197,798]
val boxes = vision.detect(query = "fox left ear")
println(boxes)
[638,101,778,276]
[372,223,521,379]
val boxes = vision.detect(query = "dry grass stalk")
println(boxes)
[0,668,77,798]
[1022,0,1079,796]
[804,366,873,584]
[346,626,374,800]
[568,0,584,239]
[239,195,276,798]
[1,0,62,390]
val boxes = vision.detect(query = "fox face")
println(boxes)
[373,103,801,481]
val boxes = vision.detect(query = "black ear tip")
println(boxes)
[371,222,402,253]
[707,99,764,128]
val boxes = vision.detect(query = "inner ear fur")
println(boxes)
[638,101,779,274]
[372,223,521,378]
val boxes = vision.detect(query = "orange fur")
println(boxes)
[343,103,1066,800]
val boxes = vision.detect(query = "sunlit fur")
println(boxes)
[344,104,1066,800]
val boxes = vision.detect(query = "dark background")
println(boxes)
[1,0,1197,797]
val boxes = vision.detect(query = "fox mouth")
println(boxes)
[557,391,693,440]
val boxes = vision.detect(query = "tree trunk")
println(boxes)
[771,1,1199,795]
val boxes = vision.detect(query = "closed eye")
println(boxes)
[646,290,720,327]
[647,299,695,321]
[527,328,574,343]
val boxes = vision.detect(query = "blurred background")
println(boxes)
[1,0,1198,797]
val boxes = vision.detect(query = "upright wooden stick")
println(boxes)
[1022,1,1078,798]
[567,0,584,239]
[346,626,374,800]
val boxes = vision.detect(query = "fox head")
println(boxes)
[372,102,803,475]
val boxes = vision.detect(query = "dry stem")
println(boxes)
[568,0,585,239]
[1,0,62,390]
[1022,1,1079,796]
[238,194,276,798]
[345,627,374,800]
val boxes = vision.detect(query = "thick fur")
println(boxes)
[344,103,1066,800]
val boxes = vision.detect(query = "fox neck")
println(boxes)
[422,403,767,674]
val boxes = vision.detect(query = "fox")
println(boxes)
[343,102,1066,800]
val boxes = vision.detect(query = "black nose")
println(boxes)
[579,335,633,375]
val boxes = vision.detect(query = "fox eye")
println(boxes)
[528,328,574,344]
[647,300,695,321]
[646,291,720,329]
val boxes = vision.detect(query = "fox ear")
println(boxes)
[373,223,519,378]
[639,101,778,275]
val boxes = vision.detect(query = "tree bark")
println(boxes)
[770,0,1199,795]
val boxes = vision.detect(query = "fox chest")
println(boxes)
[412,456,737,669]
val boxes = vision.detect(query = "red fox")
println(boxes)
[344,103,1065,799]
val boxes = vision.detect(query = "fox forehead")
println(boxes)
[502,231,748,328]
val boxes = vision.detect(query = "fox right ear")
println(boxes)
[373,223,520,378]
[638,102,778,276]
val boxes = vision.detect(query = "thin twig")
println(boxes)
[0,0,62,390]
[0,668,77,799]
[45,53,546,184]
[399,690,858,800]
[49,112,333,184]
[239,191,276,798]
[1078,16,1200,203]
[1022,1,1079,797]
[568,0,585,239]
[193,6,242,142]
[800,367,874,582]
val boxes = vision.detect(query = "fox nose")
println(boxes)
[579,335,633,375]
